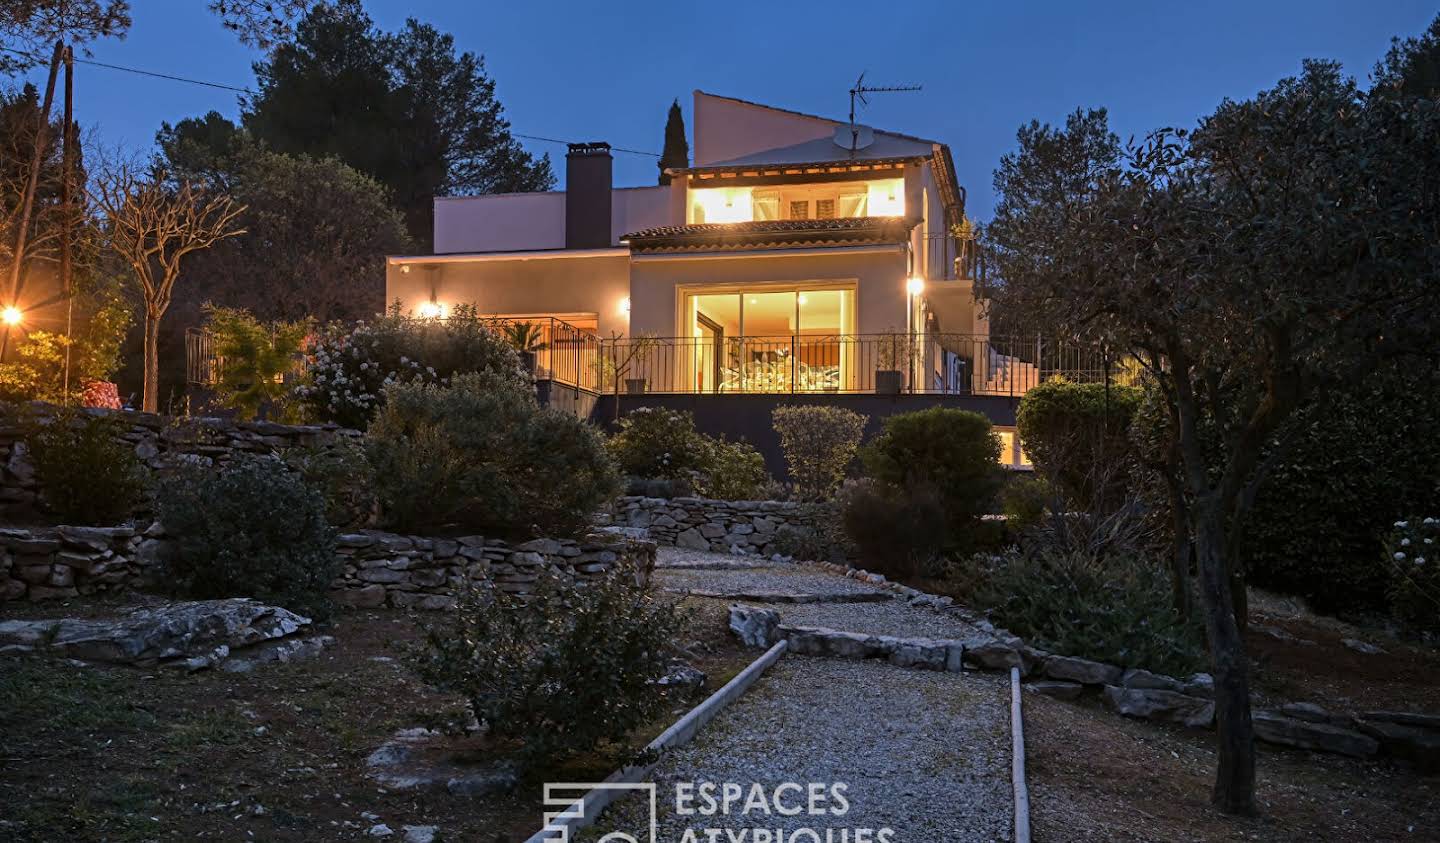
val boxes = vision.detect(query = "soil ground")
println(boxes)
[0,596,752,842]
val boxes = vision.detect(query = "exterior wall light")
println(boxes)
[619,296,631,315]
[906,276,925,296]
[417,300,445,319]
[2,306,21,326]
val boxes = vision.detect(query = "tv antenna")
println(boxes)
[843,72,922,152]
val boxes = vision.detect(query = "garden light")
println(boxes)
[416,300,445,319]
[1,306,21,326]
[906,276,925,295]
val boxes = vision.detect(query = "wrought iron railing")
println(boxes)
[595,333,1138,397]
[922,233,983,281]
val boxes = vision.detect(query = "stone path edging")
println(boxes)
[1011,667,1032,843]
[524,640,789,843]
[665,588,892,604]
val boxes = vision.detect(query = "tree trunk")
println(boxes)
[1169,483,1193,619]
[6,41,64,304]
[1194,500,1257,815]
[143,310,161,413]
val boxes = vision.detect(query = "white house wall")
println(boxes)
[433,187,671,254]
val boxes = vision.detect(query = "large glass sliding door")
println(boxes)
[685,287,853,393]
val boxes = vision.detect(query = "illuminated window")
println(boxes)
[866,178,904,216]
[690,187,754,223]
[994,428,1033,469]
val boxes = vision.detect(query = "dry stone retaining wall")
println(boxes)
[0,523,654,609]
[0,403,360,517]
[613,495,822,556]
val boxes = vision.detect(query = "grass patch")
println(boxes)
[0,660,158,735]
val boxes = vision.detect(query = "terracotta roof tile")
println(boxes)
[622,216,920,253]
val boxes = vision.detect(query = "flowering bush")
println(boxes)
[1385,517,1440,632]
[295,304,525,429]
[79,380,122,410]
[771,405,866,500]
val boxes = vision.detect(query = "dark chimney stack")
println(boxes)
[565,142,613,249]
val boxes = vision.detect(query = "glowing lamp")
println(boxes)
[906,277,925,296]
[417,300,445,319]
[619,296,631,315]
[1,306,21,326]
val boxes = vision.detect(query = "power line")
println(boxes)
[2,44,661,157]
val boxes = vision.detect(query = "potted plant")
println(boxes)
[502,322,548,378]
[875,330,912,395]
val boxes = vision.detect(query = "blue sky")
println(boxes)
[13,0,1438,220]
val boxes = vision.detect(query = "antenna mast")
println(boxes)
[846,72,922,151]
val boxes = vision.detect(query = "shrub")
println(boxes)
[1385,517,1440,632]
[839,478,950,578]
[772,405,866,500]
[1241,367,1440,613]
[1001,474,1051,534]
[859,407,1004,544]
[1015,379,1142,511]
[27,409,146,525]
[296,304,526,429]
[281,438,376,530]
[972,549,1207,676]
[204,305,310,421]
[608,408,708,480]
[695,437,768,500]
[415,563,686,770]
[367,372,619,536]
[157,456,338,619]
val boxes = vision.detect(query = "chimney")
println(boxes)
[565,142,613,249]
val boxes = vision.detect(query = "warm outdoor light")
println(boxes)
[417,300,445,319]
[1,306,21,326]
[619,296,631,315]
[906,276,925,295]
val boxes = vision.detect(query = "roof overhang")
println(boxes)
[622,216,920,255]
[387,247,629,265]
[631,243,906,262]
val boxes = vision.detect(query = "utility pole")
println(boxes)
[61,44,75,400]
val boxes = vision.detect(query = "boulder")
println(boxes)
[1103,685,1215,727]
[1355,719,1440,771]
[962,638,1024,671]
[675,528,709,551]
[1027,680,1084,701]
[0,598,313,668]
[1120,668,1186,693]
[1279,702,1332,723]
[1360,710,1440,731]
[336,584,387,609]
[727,604,779,648]
[1043,655,1123,686]
[1252,711,1379,758]
[366,727,517,796]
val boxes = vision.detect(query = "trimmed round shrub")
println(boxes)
[367,372,619,536]
[27,408,147,525]
[607,407,708,481]
[157,456,338,619]
[695,437,768,501]
[772,405,866,500]
[859,407,1004,541]
[839,478,950,578]
[415,562,687,770]
[1016,379,1142,510]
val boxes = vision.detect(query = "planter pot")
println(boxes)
[875,370,903,395]
[625,378,648,395]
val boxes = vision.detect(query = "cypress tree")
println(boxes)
[657,99,689,185]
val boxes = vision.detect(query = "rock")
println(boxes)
[959,638,1023,671]
[656,660,707,693]
[1103,686,1215,727]
[1360,710,1440,731]
[727,604,779,648]
[336,584,388,609]
[1341,638,1386,655]
[1355,719,1440,771]
[220,635,333,673]
[1027,680,1084,700]
[1182,673,1214,699]
[402,826,438,843]
[1043,655,1123,686]
[1253,711,1379,758]
[1279,702,1332,723]
[368,727,518,796]
[515,538,562,555]
[368,823,394,837]
[1120,668,1185,693]
[0,599,312,667]
[336,533,375,548]
[675,528,709,550]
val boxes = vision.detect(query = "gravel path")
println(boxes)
[596,656,1013,841]
[778,600,990,641]
[655,565,884,598]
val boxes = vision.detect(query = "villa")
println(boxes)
[383,92,1107,469]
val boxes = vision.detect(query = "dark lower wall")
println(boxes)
[590,393,1019,480]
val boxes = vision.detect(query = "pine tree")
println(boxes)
[657,99,689,185]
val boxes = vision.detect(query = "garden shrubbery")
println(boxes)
[771,405,866,500]
[157,455,339,619]
[26,409,146,525]
[297,304,526,429]
[415,563,687,769]
[1016,379,1142,510]
[969,548,1207,676]
[607,407,768,500]
[368,372,618,536]
[281,437,376,530]
[1384,517,1440,633]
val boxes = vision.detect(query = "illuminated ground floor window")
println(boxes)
[681,285,856,393]
[995,427,1032,469]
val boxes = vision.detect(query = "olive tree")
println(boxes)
[983,61,1440,814]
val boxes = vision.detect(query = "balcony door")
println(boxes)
[686,287,851,392]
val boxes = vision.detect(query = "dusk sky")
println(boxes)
[13,0,1438,220]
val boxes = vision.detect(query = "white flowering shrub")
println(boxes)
[294,304,525,429]
[1385,517,1440,632]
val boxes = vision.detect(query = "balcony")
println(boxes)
[597,333,1135,397]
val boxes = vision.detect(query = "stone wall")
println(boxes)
[612,496,823,556]
[0,523,655,609]
[0,403,360,516]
